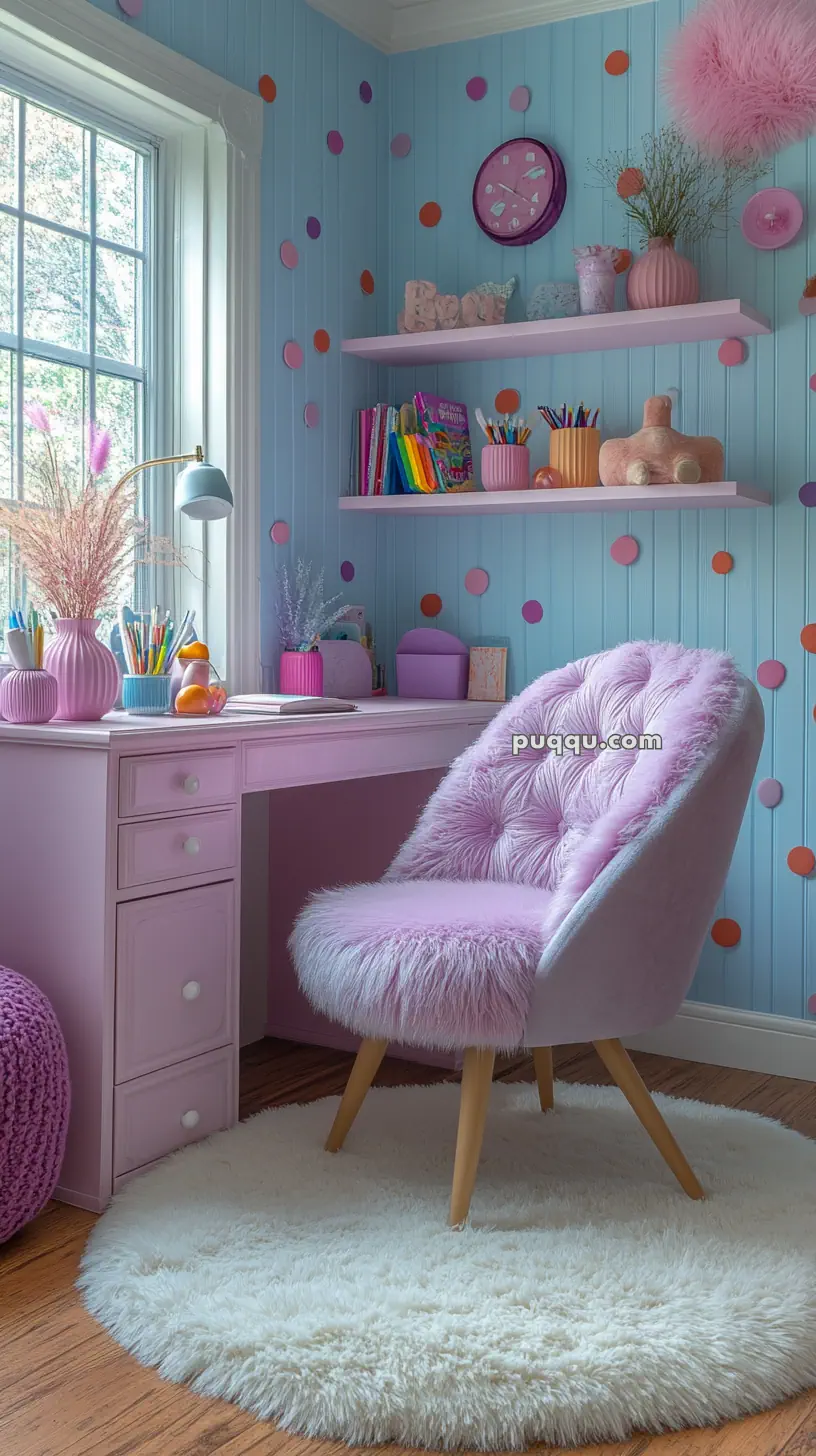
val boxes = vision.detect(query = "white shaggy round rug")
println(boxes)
[79,1081,816,1450]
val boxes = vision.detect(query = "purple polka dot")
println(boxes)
[464,567,489,596]
[390,133,412,158]
[809,993,816,1015]
[522,599,543,624]
[280,240,298,269]
[466,76,488,101]
[117,0,142,14]
[757,777,783,808]
[509,84,531,112]
[327,130,344,155]
[810,373,816,392]
[304,403,320,428]
[340,560,355,582]
[359,81,372,104]
[610,535,639,566]
[306,216,322,240]
[799,481,816,507]
[756,659,786,690]
[270,521,290,545]
[283,340,303,369]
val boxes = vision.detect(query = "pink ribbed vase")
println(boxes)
[44,618,119,721]
[627,237,699,310]
[279,649,324,696]
[0,669,58,724]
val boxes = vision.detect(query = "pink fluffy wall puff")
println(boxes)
[664,0,816,159]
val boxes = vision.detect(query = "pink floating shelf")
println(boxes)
[342,300,771,366]
[339,483,771,517]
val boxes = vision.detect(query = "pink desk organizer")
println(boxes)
[396,627,469,700]
[481,444,530,492]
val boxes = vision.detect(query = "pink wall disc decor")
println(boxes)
[306,216,321,240]
[509,86,531,112]
[757,778,783,808]
[718,338,745,366]
[522,599,543,624]
[464,567,489,596]
[117,0,143,14]
[466,77,488,101]
[270,522,290,545]
[340,560,355,583]
[280,240,298,269]
[610,535,639,566]
[327,131,344,155]
[283,340,303,369]
[756,659,786,690]
[391,133,412,158]
[741,189,803,250]
[304,403,320,428]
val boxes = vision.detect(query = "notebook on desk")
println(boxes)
[225,693,357,715]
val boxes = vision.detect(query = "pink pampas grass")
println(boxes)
[664,0,816,159]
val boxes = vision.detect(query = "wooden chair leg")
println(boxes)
[325,1037,388,1152]
[531,1047,554,1111]
[449,1047,495,1227]
[593,1038,704,1201]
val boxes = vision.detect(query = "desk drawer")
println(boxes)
[118,808,238,889]
[113,1046,235,1176]
[119,748,237,818]
[115,882,235,1081]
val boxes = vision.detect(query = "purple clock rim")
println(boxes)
[472,137,567,246]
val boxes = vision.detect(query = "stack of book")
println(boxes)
[348,393,474,496]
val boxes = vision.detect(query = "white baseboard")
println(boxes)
[623,1001,816,1083]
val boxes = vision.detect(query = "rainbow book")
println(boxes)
[414,392,474,492]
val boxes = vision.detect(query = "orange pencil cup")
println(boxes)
[549,427,601,488]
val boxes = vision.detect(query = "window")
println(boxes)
[0,74,152,635]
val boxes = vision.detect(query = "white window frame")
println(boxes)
[0,0,262,692]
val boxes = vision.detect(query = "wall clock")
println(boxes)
[472,137,566,246]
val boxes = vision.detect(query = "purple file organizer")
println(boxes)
[395,627,469,700]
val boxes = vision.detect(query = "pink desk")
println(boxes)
[0,699,497,1210]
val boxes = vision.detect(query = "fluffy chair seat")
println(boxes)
[1,967,70,1243]
[292,879,551,1051]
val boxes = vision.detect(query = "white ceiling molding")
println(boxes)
[305,0,653,53]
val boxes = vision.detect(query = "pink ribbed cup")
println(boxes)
[44,618,119,721]
[627,237,699,310]
[279,650,324,695]
[481,445,530,492]
[0,669,58,724]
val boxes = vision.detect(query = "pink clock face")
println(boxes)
[473,137,566,246]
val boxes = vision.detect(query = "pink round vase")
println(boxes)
[627,237,699,310]
[279,649,323,696]
[44,619,119,721]
[0,669,58,724]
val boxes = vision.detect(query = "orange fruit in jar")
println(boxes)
[178,641,209,660]
[175,683,211,715]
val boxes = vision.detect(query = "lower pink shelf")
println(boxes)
[338,483,770,517]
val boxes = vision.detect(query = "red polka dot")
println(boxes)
[420,593,442,618]
[258,75,277,103]
[614,248,632,274]
[617,168,644,199]
[360,269,375,295]
[711,918,741,948]
[801,624,816,653]
[313,329,331,353]
[610,535,639,566]
[712,551,734,574]
[605,50,629,75]
[495,388,521,415]
[718,338,745,367]
[419,201,442,228]
[788,846,815,877]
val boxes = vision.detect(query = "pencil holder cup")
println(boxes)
[549,428,601,488]
[279,649,324,696]
[122,674,172,715]
[0,668,58,724]
[481,444,530,492]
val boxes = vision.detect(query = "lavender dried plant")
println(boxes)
[276,558,347,650]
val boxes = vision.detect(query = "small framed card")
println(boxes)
[467,646,507,702]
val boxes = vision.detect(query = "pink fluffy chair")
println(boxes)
[290,642,763,1226]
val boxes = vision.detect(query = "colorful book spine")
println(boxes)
[414,392,474,491]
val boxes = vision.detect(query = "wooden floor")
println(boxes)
[2,1038,815,1456]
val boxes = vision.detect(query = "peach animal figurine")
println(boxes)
[599,395,724,487]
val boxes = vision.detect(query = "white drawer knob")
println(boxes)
[181,1109,200,1129]
[183,774,200,795]
[183,836,201,856]
[182,980,201,1001]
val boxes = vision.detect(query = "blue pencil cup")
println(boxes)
[122,674,172,715]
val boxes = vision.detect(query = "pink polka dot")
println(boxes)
[270,521,290,545]
[757,777,783,808]
[280,240,298,269]
[810,373,816,392]
[509,85,531,112]
[756,659,786,690]
[610,535,639,566]
[809,993,816,1015]
[340,560,355,582]
[464,567,489,596]
[304,403,320,428]
[718,338,746,367]
[522,599,543,624]
[390,133,412,158]
[117,0,142,14]
[466,76,488,101]
[359,81,372,104]
[283,340,303,369]
[306,216,322,240]
[327,130,344,155]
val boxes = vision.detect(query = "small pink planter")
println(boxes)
[279,650,324,696]
[44,618,119,721]
[481,444,530,492]
[627,237,699,310]
[0,669,58,724]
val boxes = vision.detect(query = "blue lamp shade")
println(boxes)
[175,460,233,521]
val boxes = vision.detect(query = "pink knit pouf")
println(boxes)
[0,968,70,1243]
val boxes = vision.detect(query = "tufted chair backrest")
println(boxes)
[387,641,746,920]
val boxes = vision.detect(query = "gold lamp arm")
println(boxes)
[113,445,204,494]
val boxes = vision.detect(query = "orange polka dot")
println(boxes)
[313,329,331,354]
[360,269,375,295]
[258,74,277,103]
[420,593,442,618]
[801,623,816,653]
[712,551,734,575]
[711,918,741,948]
[788,846,815,877]
[419,201,442,228]
[495,388,521,415]
[605,49,630,76]
[617,167,644,199]
[614,248,632,274]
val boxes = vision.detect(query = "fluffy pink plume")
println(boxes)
[24,402,51,434]
[88,421,111,478]
[664,0,816,159]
